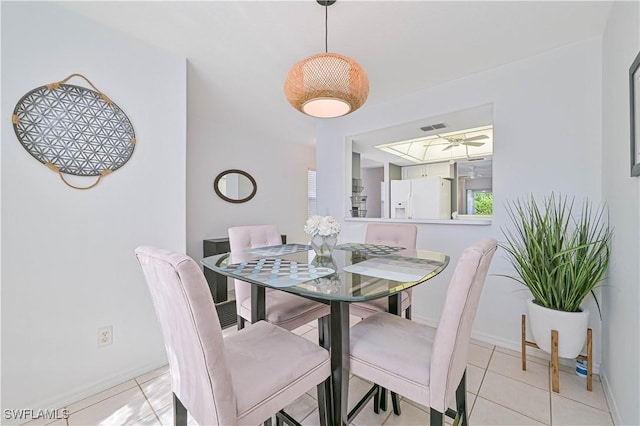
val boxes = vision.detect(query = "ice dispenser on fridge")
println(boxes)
[393,201,407,219]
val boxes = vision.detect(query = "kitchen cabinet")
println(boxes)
[401,164,425,179]
[401,161,454,179]
[427,162,454,178]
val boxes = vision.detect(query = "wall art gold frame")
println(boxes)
[12,74,135,189]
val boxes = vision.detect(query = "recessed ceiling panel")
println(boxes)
[376,125,493,164]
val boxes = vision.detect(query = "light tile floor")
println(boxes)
[24,317,613,426]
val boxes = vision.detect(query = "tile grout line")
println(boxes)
[499,349,608,412]
[547,374,611,414]
[486,367,550,393]
[482,347,612,425]
[470,345,495,419]
[552,392,615,414]
[474,395,548,425]
[64,380,140,417]
[474,346,551,425]
[135,377,163,425]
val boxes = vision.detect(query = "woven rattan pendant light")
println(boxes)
[284,0,369,118]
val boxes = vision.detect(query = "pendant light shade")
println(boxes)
[284,0,369,118]
[284,52,369,118]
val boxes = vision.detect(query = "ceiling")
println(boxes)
[58,1,612,147]
[377,125,493,164]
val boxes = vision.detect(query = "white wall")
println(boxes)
[1,2,186,415]
[318,38,604,357]
[185,63,315,264]
[601,2,640,424]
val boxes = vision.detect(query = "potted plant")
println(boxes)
[500,193,612,358]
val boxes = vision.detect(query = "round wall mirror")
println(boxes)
[213,169,257,203]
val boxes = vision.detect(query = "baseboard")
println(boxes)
[411,313,440,327]
[8,360,168,424]
[600,366,622,425]
[411,313,601,374]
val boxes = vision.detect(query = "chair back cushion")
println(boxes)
[228,225,282,307]
[135,246,236,425]
[365,223,417,249]
[429,238,497,412]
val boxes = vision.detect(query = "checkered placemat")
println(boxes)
[246,244,311,257]
[219,258,334,288]
[335,243,405,256]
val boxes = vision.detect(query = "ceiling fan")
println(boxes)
[464,166,480,179]
[439,134,489,151]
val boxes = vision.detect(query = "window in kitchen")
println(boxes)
[456,158,493,216]
[346,104,493,221]
[466,189,493,215]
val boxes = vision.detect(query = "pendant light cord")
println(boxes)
[324,1,328,53]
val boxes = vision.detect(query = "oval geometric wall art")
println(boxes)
[12,73,135,190]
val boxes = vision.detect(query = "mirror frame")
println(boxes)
[213,169,257,204]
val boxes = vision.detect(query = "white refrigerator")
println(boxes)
[390,177,451,219]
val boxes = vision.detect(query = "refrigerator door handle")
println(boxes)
[407,192,413,219]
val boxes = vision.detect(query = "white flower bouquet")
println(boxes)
[304,215,341,237]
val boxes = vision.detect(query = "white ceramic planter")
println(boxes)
[527,299,589,358]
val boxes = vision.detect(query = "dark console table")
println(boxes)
[203,235,286,328]
[203,238,232,303]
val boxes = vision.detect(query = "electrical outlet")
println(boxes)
[98,326,113,347]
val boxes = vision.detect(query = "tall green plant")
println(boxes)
[500,194,612,313]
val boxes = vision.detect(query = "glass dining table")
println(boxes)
[201,242,449,426]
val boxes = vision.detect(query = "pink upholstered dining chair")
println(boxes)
[349,223,418,319]
[228,225,330,332]
[347,238,497,425]
[135,246,330,426]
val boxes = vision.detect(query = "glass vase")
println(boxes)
[310,233,338,258]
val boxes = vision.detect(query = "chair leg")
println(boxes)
[379,386,387,411]
[378,387,401,415]
[430,408,445,426]
[455,370,468,426]
[348,384,380,424]
[373,385,380,414]
[237,315,245,330]
[404,305,412,320]
[318,317,325,347]
[318,316,330,349]
[391,391,401,415]
[173,393,187,426]
[276,410,303,426]
[316,315,331,425]
[317,379,330,426]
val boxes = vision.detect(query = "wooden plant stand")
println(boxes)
[521,314,592,393]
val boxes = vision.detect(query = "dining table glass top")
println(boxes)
[201,243,450,302]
